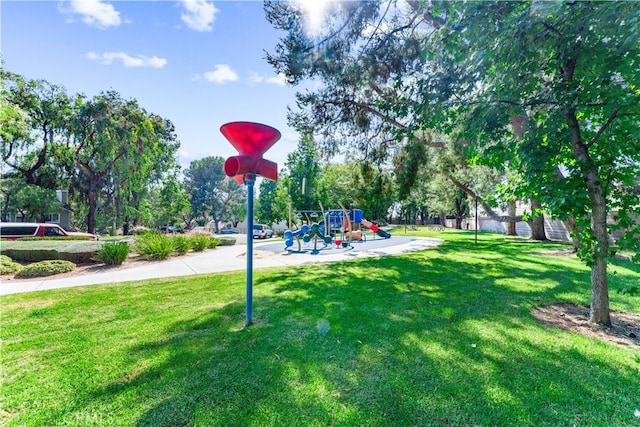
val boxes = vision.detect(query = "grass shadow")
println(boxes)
[2,232,638,425]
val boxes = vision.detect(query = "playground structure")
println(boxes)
[284,205,390,253]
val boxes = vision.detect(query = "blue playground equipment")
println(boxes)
[284,207,390,253]
[302,223,333,244]
[284,224,310,249]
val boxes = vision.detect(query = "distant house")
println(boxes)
[49,190,73,230]
[450,200,638,243]
[439,200,566,239]
[9,190,73,230]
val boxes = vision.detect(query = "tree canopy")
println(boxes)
[1,69,182,234]
[265,0,640,326]
[184,156,245,232]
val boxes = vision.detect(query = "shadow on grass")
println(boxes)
[71,234,640,425]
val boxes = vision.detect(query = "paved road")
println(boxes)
[1,236,442,296]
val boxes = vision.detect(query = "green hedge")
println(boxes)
[216,237,236,246]
[0,240,102,264]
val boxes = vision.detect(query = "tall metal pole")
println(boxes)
[244,173,255,326]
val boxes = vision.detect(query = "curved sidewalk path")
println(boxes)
[1,237,442,296]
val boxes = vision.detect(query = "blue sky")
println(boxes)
[1,0,311,170]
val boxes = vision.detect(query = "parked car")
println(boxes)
[252,224,273,239]
[0,222,98,240]
[158,226,183,234]
[219,225,238,234]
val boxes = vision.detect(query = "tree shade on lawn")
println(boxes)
[1,231,638,426]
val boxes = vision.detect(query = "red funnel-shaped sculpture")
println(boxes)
[221,122,280,181]
[221,122,281,158]
[220,121,281,327]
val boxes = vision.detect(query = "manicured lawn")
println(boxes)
[1,231,638,426]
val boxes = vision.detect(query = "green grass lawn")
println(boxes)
[1,231,639,426]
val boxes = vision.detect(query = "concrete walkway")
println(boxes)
[1,237,442,296]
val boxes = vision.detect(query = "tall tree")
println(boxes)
[9,184,60,223]
[184,156,244,232]
[266,1,640,326]
[153,172,191,230]
[284,133,322,211]
[265,1,426,162]
[0,81,29,154]
[352,161,394,222]
[264,1,530,230]
[418,1,640,325]
[316,163,358,210]
[1,69,74,189]
[115,113,181,234]
[256,178,280,226]
[69,91,179,233]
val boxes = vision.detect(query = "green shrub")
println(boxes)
[216,236,236,246]
[189,234,210,252]
[185,230,212,237]
[0,255,23,275]
[171,235,191,255]
[1,240,101,263]
[16,260,76,278]
[207,237,220,249]
[94,242,130,265]
[134,233,174,260]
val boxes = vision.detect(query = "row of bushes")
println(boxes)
[130,232,223,260]
[0,240,102,264]
[95,232,235,264]
[0,255,76,278]
[1,232,237,278]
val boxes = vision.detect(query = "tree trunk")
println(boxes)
[528,198,547,241]
[507,200,517,236]
[454,197,464,229]
[586,179,611,326]
[590,249,611,325]
[566,108,611,326]
[563,216,579,252]
[420,206,428,225]
[86,181,98,234]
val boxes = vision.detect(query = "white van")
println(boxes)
[0,222,97,240]
[252,224,273,239]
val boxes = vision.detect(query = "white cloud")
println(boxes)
[201,64,239,84]
[249,72,287,87]
[58,0,123,29]
[87,51,168,68]
[266,74,288,86]
[180,0,219,32]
